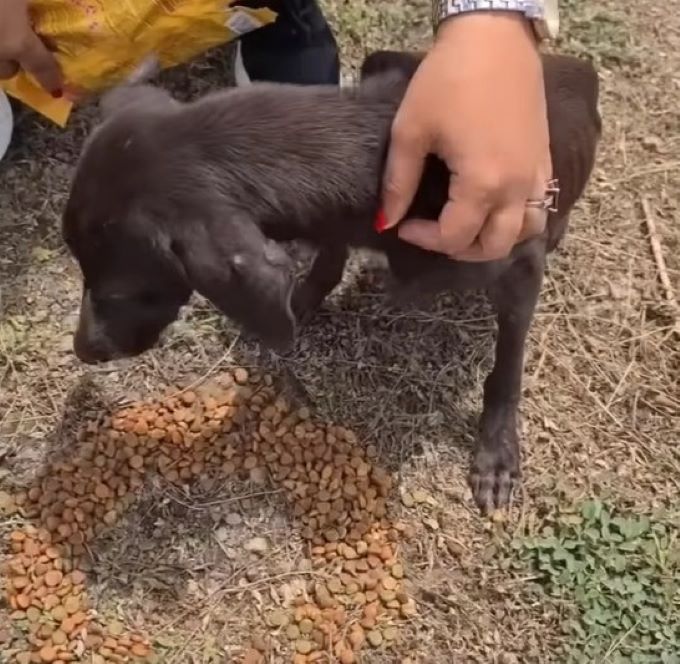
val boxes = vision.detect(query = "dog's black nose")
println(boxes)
[74,344,108,364]
[73,334,111,365]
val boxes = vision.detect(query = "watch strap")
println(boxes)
[433,1,559,41]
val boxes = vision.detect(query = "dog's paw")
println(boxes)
[468,409,521,514]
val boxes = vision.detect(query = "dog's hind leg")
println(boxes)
[291,244,349,324]
[469,243,546,513]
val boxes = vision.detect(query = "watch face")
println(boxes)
[434,0,560,39]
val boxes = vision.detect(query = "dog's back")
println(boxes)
[68,74,408,246]
[174,76,404,226]
[69,49,599,260]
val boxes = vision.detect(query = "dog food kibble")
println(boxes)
[233,367,249,385]
[366,630,383,648]
[2,369,416,663]
[266,609,288,628]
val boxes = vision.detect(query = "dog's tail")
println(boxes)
[542,54,602,251]
[543,53,601,135]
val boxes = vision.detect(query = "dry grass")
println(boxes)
[1,0,679,662]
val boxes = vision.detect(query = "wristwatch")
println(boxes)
[433,1,560,41]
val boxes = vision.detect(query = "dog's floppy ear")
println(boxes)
[126,55,162,85]
[99,55,176,120]
[173,214,297,352]
[360,50,426,83]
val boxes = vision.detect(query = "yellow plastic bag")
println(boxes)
[0,0,277,127]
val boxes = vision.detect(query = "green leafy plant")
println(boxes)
[510,500,680,663]
[556,2,637,69]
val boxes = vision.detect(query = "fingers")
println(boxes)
[396,161,550,261]
[399,195,537,263]
[397,190,491,255]
[397,169,498,257]
[17,31,62,94]
[452,203,526,262]
[513,169,552,244]
[516,206,548,243]
[381,114,427,231]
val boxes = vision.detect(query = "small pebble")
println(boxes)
[400,492,415,508]
[242,648,263,664]
[266,609,288,628]
[244,537,269,554]
[400,599,417,618]
[233,368,249,384]
[250,467,267,484]
[226,513,242,526]
[412,489,429,504]
[383,626,399,642]
[251,634,268,651]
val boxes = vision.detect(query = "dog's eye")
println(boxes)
[136,292,165,306]
[96,292,163,307]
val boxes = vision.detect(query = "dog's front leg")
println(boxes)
[469,244,546,513]
[291,244,349,324]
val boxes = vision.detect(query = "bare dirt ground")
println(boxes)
[1,0,678,662]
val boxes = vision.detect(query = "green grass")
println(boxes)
[556,1,638,67]
[505,499,680,663]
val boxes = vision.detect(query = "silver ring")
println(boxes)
[526,178,560,213]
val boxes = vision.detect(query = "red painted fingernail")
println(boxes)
[374,208,389,233]
[51,89,63,99]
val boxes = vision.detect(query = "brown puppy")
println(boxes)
[62,50,601,512]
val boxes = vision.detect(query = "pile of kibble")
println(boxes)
[2,369,416,663]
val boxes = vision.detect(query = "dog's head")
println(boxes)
[63,83,297,364]
[64,185,297,363]
[64,211,192,364]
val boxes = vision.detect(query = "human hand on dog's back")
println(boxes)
[381,12,552,262]
[0,0,63,95]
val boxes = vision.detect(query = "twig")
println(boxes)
[170,333,241,397]
[641,197,677,304]
[162,487,284,511]
[640,196,680,336]
[611,160,680,184]
[602,619,641,661]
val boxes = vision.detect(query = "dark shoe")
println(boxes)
[235,0,340,86]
